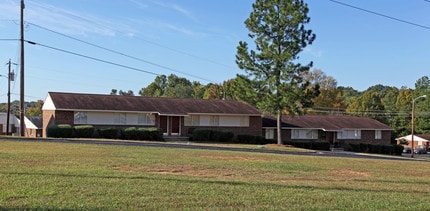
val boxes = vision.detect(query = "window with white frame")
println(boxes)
[219,116,249,127]
[337,130,361,139]
[291,129,318,139]
[210,116,219,126]
[138,113,155,125]
[265,129,274,139]
[184,115,199,126]
[114,113,126,124]
[199,115,211,126]
[74,112,87,124]
[185,115,249,127]
[375,130,382,139]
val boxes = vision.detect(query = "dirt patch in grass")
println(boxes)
[200,155,258,161]
[332,169,371,178]
[111,164,236,177]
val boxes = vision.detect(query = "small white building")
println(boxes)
[0,112,20,135]
[24,116,43,137]
[396,134,430,149]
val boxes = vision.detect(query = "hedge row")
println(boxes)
[285,141,331,151]
[347,143,404,156]
[192,128,234,142]
[123,127,163,141]
[236,134,276,145]
[191,128,275,145]
[46,124,163,141]
[46,124,74,138]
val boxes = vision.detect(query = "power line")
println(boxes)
[25,40,160,76]
[310,106,430,117]
[0,39,20,41]
[27,22,217,83]
[328,0,430,30]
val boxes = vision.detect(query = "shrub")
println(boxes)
[294,141,310,149]
[212,130,234,142]
[380,145,394,155]
[348,143,361,152]
[98,128,119,139]
[368,144,382,154]
[265,139,277,144]
[255,136,267,145]
[74,125,94,138]
[123,127,163,141]
[237,134,267,144]
[285,141,295,146]
[138,127,163,141]
[359,143,368,153]
[286,141,330,151]
[313,142,331,151]
[392,144,404,156]
[237,134,255,144]
[193,128,212,142]
[47,124,73,138]
[123,127,140,140]
[236,134,270,144]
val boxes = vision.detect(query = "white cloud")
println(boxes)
[149,0,199,23]
[128,0,149,9]
[0,0,136,37]
[304,47,323,58]
[27,1,118,36]
[0,0,20,20]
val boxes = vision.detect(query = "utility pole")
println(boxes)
[411,95,427,158]
[20,0,25,136]
[6,59,16,135]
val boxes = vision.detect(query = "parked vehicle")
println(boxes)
[403,147,411,153]
[414,147,427,154]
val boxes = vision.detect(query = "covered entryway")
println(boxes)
[326,131,340,148]
[159,116,181,136]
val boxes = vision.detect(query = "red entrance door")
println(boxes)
[171,116,180,134]
[159,116,180,135]
[160,116,168,134]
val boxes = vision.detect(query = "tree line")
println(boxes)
[111,71,430,139]
[0,100,44,117]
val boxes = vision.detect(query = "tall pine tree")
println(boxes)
[236,0,316,144]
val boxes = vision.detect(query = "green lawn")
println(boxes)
[0,140,429,210]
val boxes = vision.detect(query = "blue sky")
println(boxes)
[0,0,429,102]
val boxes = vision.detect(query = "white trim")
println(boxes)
[159,114,187,117]
[55,108,160,114]
[188,113,260,116]
[263,127,392,131]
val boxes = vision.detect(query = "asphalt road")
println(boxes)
[1,136,428,162]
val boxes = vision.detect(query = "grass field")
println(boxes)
[0,140,429,210]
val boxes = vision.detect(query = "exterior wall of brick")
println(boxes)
[264,128,291,143]
[341,130,391,146]
[53,111,75,125]
[26,128,42,138]
[265,129,392,146]
[42,110,55,138]
[42,110,263,139]
[42,110,74,138]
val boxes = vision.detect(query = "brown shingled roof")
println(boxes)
[263,115,393,131]
[47,92,261,116]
